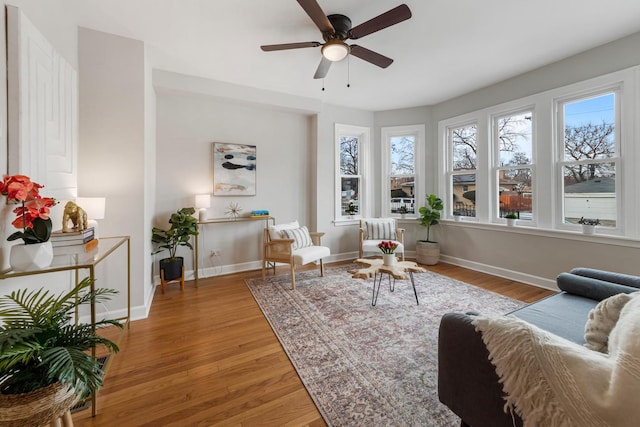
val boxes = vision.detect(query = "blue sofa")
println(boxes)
[437,268,640,427]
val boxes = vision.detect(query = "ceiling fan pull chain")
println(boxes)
[322,78,325,91]
[347,55,351,88]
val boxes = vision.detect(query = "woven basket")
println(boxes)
[0,382,78,427]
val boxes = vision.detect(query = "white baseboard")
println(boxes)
[440,255,559,291]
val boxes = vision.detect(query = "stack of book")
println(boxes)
[51,228,98,255]
[251,210,270,218]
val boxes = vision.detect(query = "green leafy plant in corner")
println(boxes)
[417,194,444,242]
[152,207,198,259]
[0,277,121,397]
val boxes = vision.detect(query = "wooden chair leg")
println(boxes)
[262,259,267,279]
[61,410,74,427]
[290,263,296,290]
[320,259,325,277]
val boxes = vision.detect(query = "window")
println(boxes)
[382,125,424,217]
[437,67,636,238]
[449,124,477,218]
[559,92,618,228]
[494,111,534,222]
[336,124,369,219]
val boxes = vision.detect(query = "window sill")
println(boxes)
[442,220,640,248]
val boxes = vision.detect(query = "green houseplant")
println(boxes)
[416,194,444,265]
[152,207,198,283]
[0,278,121,423]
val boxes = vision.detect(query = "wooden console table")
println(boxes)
[194,216,275,284]
[0,236,131,417]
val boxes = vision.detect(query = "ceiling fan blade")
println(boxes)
[348,4,412,40]
[349,45,393,68]
[297,0,334,33]
[261,41,321,51]
[313,57,332,79]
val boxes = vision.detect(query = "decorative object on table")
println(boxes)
[504,212,517,227]
[344,202,358,217]
[578,217,600,235]
[377,240,398,266]
[0,174,57,271]
[75,197,106,238]
[152,207,198,292]
[51,226,98,256]
[416,194,443,265]
[251,209,270,218]
[61,201,88,232]
[194,194,211,222]
[0,277,121,426]
[224,202,242,219]
[213,142,256,196]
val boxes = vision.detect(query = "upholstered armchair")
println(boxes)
[359,218,405,261]
[262,221,331,289]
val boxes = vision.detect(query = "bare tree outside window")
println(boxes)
[340,137,358,175]
[452,125,477,170]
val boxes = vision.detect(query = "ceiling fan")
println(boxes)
[260,0,412,79]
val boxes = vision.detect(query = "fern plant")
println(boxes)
[0,277,122,397]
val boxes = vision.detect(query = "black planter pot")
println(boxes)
[159,257,184,282]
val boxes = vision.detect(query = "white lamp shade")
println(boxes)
[195,194,211,209]
[75,197,106,220]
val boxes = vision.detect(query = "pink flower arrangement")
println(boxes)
[377,240,398,254]
[0,174,56,244]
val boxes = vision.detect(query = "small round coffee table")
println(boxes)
[351,258,425,306]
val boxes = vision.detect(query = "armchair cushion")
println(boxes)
[282,226,313,249]
[364,219,397,240]
[293,245,331,265]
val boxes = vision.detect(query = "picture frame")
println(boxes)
[213,142,257,196]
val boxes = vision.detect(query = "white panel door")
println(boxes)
[7,6,77,201]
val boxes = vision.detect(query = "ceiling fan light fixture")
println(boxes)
[321,41,349,62]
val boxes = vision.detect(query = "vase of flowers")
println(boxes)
[378,240,398,266]
[0,175,56,271]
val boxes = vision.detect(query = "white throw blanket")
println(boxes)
[473,296,640,427]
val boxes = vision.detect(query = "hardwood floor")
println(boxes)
[73,261,554,426]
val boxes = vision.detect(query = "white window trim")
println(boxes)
[335,123,370,222]
[437,66,639,240]
[381,124,425,218]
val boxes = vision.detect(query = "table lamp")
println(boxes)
[75,197,106,238]
[195,194,211,221]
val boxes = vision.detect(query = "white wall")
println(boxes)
[154,80,314,276]
[78,28,149,319]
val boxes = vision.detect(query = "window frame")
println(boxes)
[335,123,370,221]
[443,120,480,221]
[381,125,425,218]
[437,66,639,239]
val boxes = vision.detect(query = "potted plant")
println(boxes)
[152,207,198,283]
[452,211,462,222]
[345,202,358,217]
[578,217,600,235]
[504,212,518,227]
[416,194,444,265]
[398,205,409,219]
[0,175,57,271]
[0,277,121,424]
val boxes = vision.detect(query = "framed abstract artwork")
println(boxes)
[213,142,257,196]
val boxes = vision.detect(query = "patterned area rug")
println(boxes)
[246,264,524,426]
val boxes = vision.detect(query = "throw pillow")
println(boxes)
[268,221,300,240]
[584,291,638,353]
[366,220,396,240]
[282,226,313,250]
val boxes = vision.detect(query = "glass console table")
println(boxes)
[0,235,131,417]
[194,216,275,284]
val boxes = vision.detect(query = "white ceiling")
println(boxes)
[72,0,640,111]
